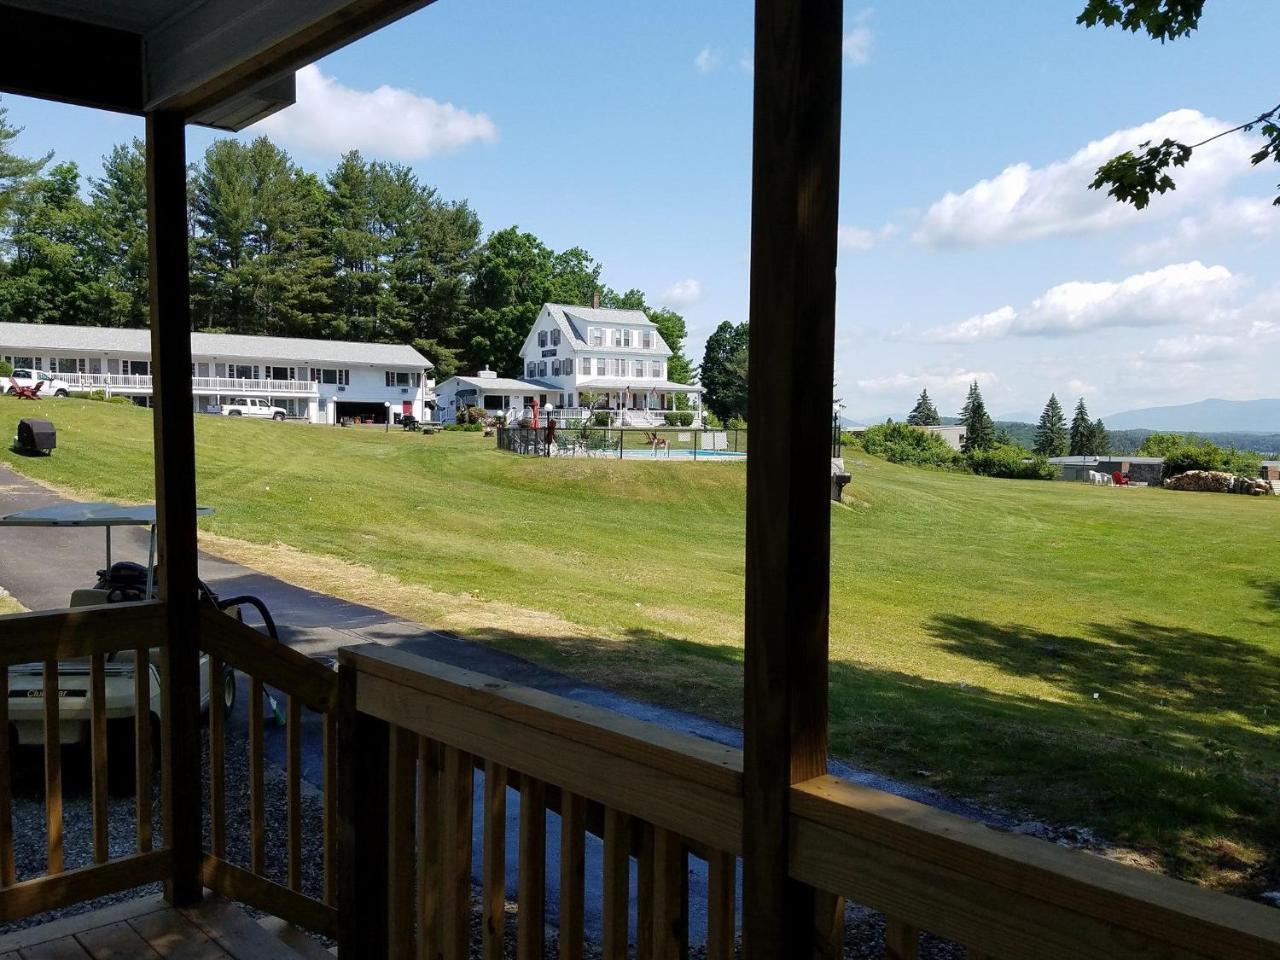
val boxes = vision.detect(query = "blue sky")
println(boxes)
[4,0,1278,421]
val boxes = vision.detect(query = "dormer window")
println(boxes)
[590,327,603,346]
[538,331,548,348]
[642,331,653,349]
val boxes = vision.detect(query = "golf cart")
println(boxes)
[0,502,279,791]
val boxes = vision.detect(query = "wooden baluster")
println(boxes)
[652,829,687,960]
[0,665,12,886]
[43,658,62,875]
[816,891,845,960]
[134,646,151,852]
[482,761,507,960]
[249,677,264,875]
[388,725,418,960]
[417,737,443,960]
[706,852,735,960]
[885,919,919,960]
[323,712,337,907]
[517,774,546,960]
[89,653,108,864]
[208,654,225,861]
[602,808,629,960]
[441,745,474,960]
[557,791,585,960]
[287,694,302,891]
[636,823,654,960]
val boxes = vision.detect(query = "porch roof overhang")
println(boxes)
[577,379,704,393]
[0,0,433,130]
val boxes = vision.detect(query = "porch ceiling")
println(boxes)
[0,0,434,129]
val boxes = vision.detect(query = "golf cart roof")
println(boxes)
[0,502,213,527]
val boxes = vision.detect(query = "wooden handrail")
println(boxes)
[198,604,337,712]
[343,645,742,854]
[0,602,165,666]
[790,775,1280,960]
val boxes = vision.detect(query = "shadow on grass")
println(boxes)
[392,618,1278,892]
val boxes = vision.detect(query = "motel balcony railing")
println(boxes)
[60,372,319,396]
[0,602,1277,958]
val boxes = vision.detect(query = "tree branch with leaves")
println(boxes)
[1078,1,1280,207]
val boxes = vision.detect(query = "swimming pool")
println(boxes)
[618,448,747,461]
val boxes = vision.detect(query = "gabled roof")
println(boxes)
[522,303,673,359]
[437,375,558,393]
[0,322,431,369]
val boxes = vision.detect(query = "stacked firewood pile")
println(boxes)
[1164,470,1276,495]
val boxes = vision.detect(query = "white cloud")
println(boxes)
[921,261,1237,342]
[253,65,496,161]
[660,279,704,308]
[838,222,897,252]
[843,27,873,66]
[694,46,721,73]
[1131,195,1279,260]
[914,110,1261,248]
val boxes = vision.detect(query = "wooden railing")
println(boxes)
[198,604,339,938]
[338,644,1280,960]
[0,602,172,922]
[338,644,743,959]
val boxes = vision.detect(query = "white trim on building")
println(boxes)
[0,322,434,425]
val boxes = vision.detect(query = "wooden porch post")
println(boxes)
[146,111,204,906]
[741,0,843,956]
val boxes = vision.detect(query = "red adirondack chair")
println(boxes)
[8,377,43,400]
[1111,471,1130,486]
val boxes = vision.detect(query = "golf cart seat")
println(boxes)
[70,588,111,607]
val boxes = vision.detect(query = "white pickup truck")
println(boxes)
[6,368,70,397]
[218,397,287,420]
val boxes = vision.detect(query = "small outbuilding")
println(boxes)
[1047,455,1165,485]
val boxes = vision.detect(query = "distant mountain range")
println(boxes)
[1102,398,1280,433]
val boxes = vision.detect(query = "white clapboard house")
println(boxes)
[0,322,433,425]
[434,303,703,425]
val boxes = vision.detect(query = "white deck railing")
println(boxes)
[61,373,318,396]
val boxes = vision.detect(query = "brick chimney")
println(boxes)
[591,290,600,309]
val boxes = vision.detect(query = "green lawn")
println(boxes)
[2,396,1277,892]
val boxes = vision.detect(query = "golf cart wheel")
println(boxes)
[222,665,236,716]
[273,412,285,421]
[54,389,68,397]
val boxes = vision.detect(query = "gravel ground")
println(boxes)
[0,723,966,959]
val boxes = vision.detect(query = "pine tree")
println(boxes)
[959,381,995,452]
[906,389,941,426]
[1033,393,1068,457]
[1069,397,1092,456]
[1089,418,1110,456]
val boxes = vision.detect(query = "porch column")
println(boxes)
[741,0,843,956]
[146,111,203,906]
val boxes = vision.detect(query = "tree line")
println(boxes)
[905,385,1110,456]
[0,99,692,382]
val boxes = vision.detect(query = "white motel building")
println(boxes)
[434,303,703,425]
[0,322,434,425]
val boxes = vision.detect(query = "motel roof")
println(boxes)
[1046,455,1165,465]
[0,322,431,369]
[437,375,559,393]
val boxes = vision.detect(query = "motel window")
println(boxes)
[551,360,560,376]
[538,361,547,377]
[635,361,645,377]
[596,358,606,376]
[385,371,413,387]
[623,330,632,347]
[550,329,561,346]
[590,327,602,346]
[612,358,623,376]
[12,356,33,369]
[581,357,592,375]
[538,331,548,348]
[612,329,622,346]
[33,358,41,370]
[126,360,150,376]
[651,361,662,378]
[527,362,536,378]
[642,331,652,349]
[321,369,338,384]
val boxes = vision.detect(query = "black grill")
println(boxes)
[15,418,55,455]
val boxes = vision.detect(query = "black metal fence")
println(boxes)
[496,426,748,459]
